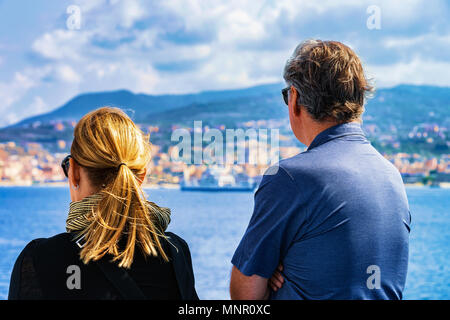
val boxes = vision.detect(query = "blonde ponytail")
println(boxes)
[70,106,168,268]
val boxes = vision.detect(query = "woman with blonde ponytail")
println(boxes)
[9,107,198,300]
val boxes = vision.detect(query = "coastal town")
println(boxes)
[0,121,448,188]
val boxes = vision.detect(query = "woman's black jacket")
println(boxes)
[8,231,199,300]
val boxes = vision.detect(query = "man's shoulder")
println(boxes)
[274,143,399,180]
[260,152,314,185]
[278,151,316,171]
[257,155,309,194]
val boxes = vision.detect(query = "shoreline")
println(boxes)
[0,182,448,189]
[0,182,181,189]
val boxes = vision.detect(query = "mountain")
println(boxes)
[0,83,449,155]
[7,83,285,128]
[364,85,450,131]
[4,83,449,130]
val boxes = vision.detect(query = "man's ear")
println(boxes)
[290,86,301,117]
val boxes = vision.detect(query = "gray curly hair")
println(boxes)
[283,39,374,123]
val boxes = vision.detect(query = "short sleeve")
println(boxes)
[231,166,306,278]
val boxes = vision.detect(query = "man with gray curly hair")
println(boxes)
[230,40,411,300]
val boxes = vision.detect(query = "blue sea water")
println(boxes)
[0,186,448,300]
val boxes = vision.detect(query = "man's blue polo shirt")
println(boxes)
[231,122,411,299]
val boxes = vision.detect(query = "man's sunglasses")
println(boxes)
[61,155,72,178]
[282,87,290,106]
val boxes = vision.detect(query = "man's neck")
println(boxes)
[304,120,360,147]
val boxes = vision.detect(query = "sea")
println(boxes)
[0,186,448,300]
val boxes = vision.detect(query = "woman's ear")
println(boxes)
[69,158,80,188]
[137,167,147,186]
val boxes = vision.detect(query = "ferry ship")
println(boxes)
[180,167,258,192]
[180,180,257,192]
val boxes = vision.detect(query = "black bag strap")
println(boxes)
[72,235,146,300]
[95,258,146,300]
[70,232,198,300]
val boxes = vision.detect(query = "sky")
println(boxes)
[0,0,449,127]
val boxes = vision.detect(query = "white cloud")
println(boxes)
[29,96,48,114]
[384,34,450,49]
[71,0,107,13]
[378,0,429,24]
[1,0,450,127]
[0,67,53,126]
[218,9,265,43]
[0,71,37,108]
[116,0,148,28]
[55,65,82,83]
[32,30,89,60]
[367,58,450,87]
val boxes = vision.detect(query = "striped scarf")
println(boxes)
[66,192,171,233]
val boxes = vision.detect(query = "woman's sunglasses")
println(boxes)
[61,155,72,178]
